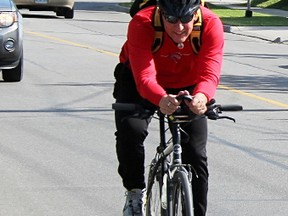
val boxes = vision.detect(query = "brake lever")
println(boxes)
[205,104,237,122]
[205,105,220,120]
[217,116,236,122]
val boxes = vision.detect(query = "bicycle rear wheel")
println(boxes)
[146,159,166,216]
[171,170,193,216]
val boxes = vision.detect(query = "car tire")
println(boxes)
[56,11,64,16]
[64,7,74,19]
[2,55,23,82]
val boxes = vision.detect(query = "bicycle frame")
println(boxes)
[156,112,194,216]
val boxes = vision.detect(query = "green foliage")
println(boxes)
[251,0,288,10]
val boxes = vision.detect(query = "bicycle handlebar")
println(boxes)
[112,96,243,122]
[112,103,139,111]
[217,104,243,111]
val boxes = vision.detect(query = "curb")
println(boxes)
[224,25,288,45]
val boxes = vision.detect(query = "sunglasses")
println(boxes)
[162,13,194,24]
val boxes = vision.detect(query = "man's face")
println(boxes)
[162,12,196,44]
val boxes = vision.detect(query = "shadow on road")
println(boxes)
[220,74,288,93]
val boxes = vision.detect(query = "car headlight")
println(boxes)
[0,12,17,27]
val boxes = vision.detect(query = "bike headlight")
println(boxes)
[0,12,17,27]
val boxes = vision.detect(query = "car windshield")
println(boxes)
[0,0,12,10]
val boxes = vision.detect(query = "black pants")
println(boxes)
[113,63,208,216]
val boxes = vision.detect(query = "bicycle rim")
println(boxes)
[172,171,193,216]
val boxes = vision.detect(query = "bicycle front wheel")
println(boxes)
[171,170,193,216]
[146,159,166,216]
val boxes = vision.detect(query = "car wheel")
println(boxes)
[56,11,64,16]
[64,7,74,19]
[2,55,23,82]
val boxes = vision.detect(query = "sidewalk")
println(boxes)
[207,0,288,44]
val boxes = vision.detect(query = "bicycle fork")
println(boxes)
[167,123,181,215]
[167,123,194,216]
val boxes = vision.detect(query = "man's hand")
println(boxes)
[159,94,180,115]
[159,91,208,116]
[185,92,208,115]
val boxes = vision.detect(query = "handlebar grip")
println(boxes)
[219,105,243,111]
[112,103,137,111]
[176,95,193,102]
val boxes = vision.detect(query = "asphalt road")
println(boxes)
[0,1,287,215]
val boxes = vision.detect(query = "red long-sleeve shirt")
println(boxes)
[119,6,224,106]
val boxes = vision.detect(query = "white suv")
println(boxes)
[14,0,75,19]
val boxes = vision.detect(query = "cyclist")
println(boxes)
[113,0,224,215]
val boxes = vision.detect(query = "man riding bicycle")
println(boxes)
[113,0,224,215]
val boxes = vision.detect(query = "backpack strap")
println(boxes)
[152,7,164,53]
[152,7,203,54]
[189,8,203,54]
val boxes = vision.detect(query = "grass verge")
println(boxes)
[251,0,288,11]
[208,3,288,26]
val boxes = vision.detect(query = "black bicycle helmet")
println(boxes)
[158,0,201,17]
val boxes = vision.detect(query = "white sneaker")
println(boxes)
[123,188,146,216]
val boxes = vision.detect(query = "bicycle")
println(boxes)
[112,95,242,216]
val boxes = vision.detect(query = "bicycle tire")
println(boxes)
[171,170,193,216]
[146,159,166,216]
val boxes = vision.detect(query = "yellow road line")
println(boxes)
[26,31,118,57]
[218,85,288,108]
[26,30,288,109]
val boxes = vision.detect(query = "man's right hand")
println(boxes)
[159,94,180,115]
